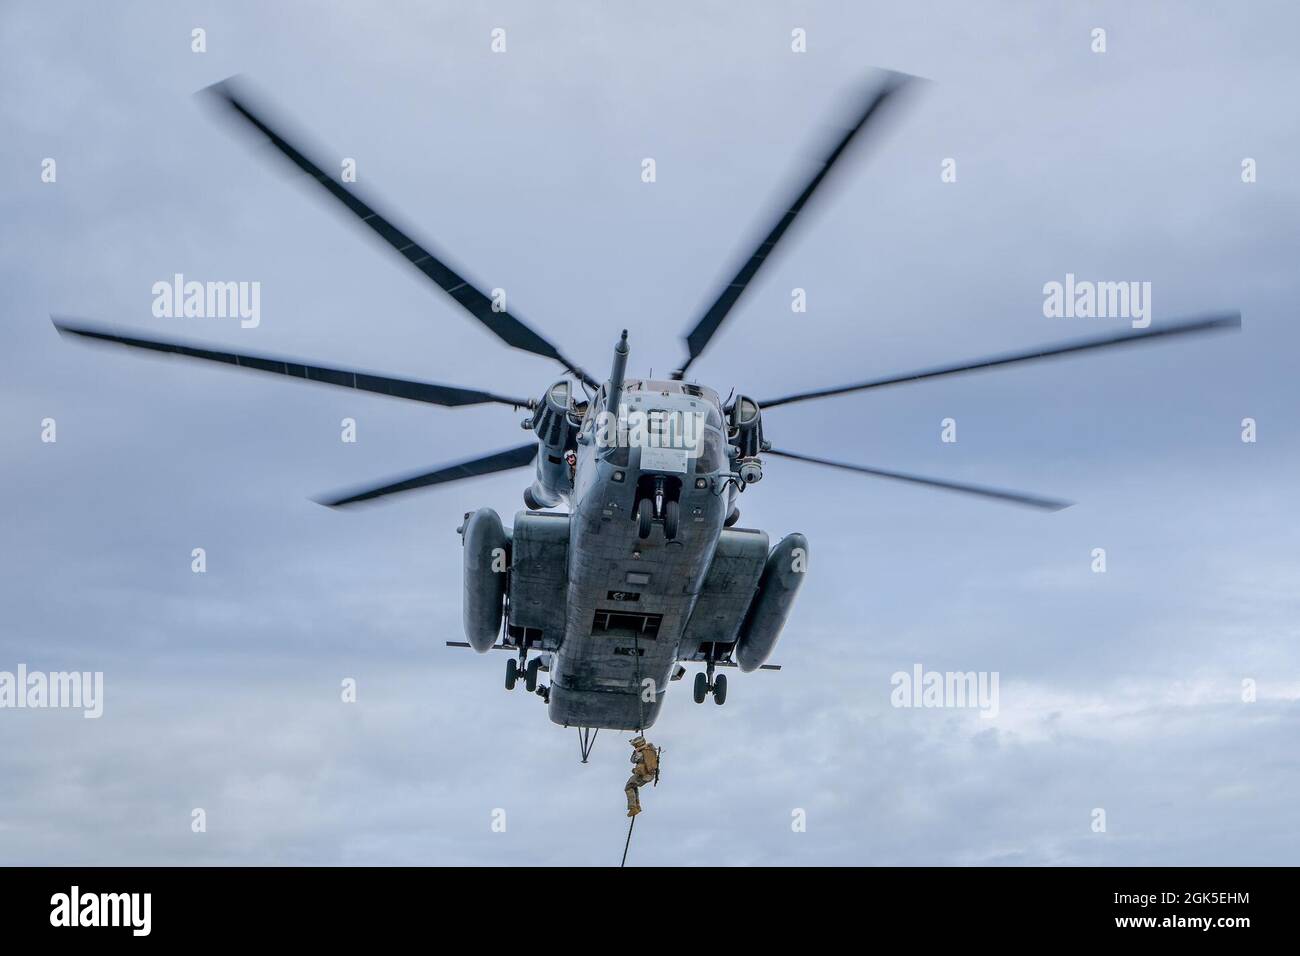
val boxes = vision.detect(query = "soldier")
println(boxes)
[624,735,659,817]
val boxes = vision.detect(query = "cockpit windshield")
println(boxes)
[593,381,727,473]
[625,379,723,428]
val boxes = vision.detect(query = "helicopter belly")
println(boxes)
[547,471,724,730]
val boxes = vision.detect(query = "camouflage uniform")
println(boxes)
[624,736,655,816]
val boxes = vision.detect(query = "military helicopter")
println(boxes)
[54,75,1239,753]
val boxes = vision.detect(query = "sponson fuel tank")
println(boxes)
[461,508,510,652]
[734,533,808,672]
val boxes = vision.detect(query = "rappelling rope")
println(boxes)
[632,627,646,733]
[621,815,636,867]
[621,627,646,867]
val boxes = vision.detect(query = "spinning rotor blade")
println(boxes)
[53,318,529,409]
[317,443,537,507]
[203,78,595,386]
[768,448,1072,511]
[673,73,916,379]
[761,312,1241,408]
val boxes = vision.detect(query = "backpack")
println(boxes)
[641,745,659,778]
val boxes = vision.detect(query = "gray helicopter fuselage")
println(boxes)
[545,380,730,730]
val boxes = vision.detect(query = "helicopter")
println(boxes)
[53,73,1239,752]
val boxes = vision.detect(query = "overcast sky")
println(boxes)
[2,1,1298,865]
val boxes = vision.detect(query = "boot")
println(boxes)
[627,804,641,818]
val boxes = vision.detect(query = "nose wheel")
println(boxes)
[635,492,680,541]
[663,499,679,540]
[637,498,654,539]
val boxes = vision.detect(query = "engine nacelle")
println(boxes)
[727,395,764,459]
[527,379,580,507]
[524,480,562,510]
[734,533,808,672]
[461,508,510,652]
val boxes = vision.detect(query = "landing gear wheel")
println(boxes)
[505,657,518,690]
[693,671,708,704]
[637,498,654,539]
[525,657,541,693]
[713,673,728,705]
[663,499,680,540]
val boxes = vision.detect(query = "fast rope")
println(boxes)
[621,814,636,867]
[632,627,646,733]
[621,627,646,868]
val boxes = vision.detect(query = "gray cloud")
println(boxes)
[2,0,1298,865]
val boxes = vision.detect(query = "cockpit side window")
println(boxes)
[582,386,605,438]
[693,426,725,474]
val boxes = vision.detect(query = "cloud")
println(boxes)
[2,0,1299,865]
